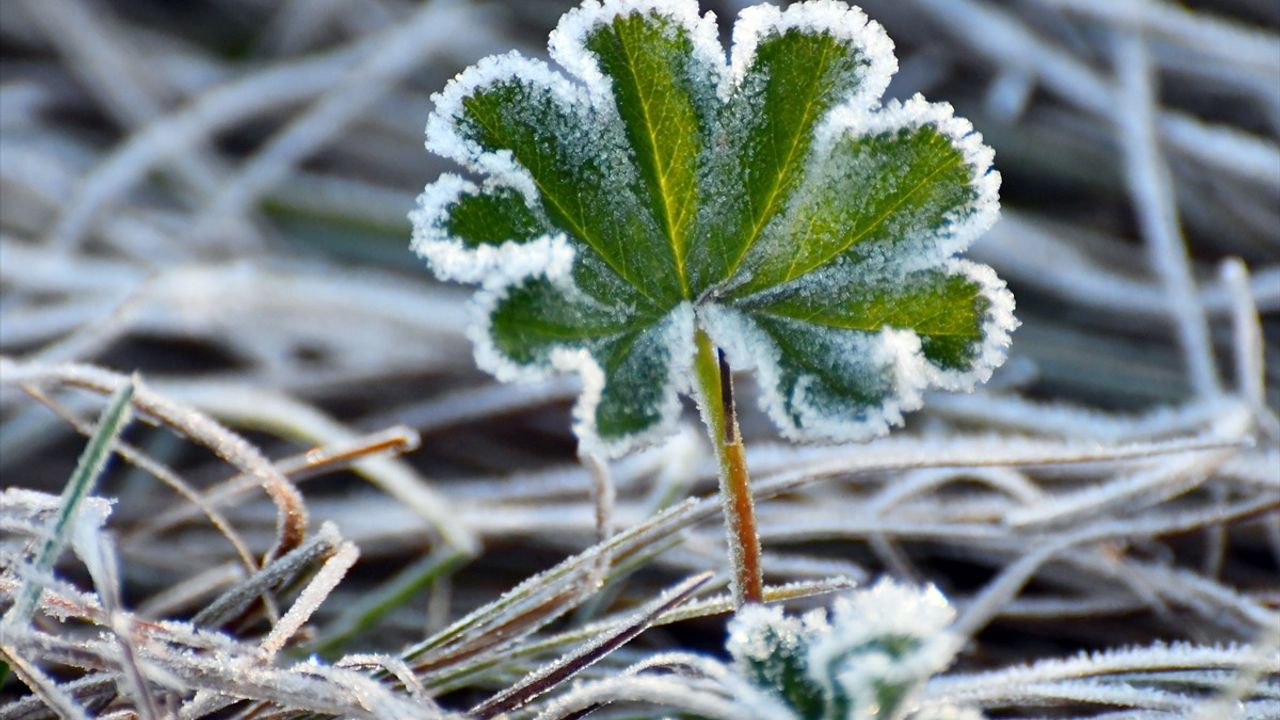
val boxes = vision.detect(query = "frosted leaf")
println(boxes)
[728,604,831,718]
[725,579,961,720]
[411,0,1012,454]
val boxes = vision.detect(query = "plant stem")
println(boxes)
[692,328,763,607]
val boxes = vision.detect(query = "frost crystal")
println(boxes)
[726,579,966,720]
[411,0,1014,456]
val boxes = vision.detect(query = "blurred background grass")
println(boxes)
[2,1,1278,717]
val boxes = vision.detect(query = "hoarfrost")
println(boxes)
[550,0,727,98]
[728,0,897,105]
[412,0,1011,450]
[425,51,580,201]
[410,174,574,285]
[812,94,1003,272]
[927,260,1018,392]
[701,303,932,443]
[725,579,963,720]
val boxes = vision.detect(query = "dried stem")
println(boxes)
[691,328,763,607]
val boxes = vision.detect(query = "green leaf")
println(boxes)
[744,261,996,373]
[729,113,987,298]
[413,0,1014,455]
[701,5,892,293]
[482,275,692,446]
[443,183,551,250]
[576,9,717,297]
[728,580,962,720]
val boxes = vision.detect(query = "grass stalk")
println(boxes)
[311,547,469,656]
[4,376,136,625]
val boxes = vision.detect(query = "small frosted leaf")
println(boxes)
[727,604,830,718]
[412,0,1012,454]
[726,579,962,720]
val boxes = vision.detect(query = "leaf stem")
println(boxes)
[692,328,763,607]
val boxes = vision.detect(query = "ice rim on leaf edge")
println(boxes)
[409,0,1016,458]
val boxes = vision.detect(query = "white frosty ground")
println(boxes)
[411,0,1015,457]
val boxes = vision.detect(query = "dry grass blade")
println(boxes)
[0,358,308,561]
[468,571,713,719]
[191,522,342,628]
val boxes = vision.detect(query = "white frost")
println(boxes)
[426,50,582,201]
[818,93,1003,266]
[550,0,727,100]
[926,259,1019,392]
[728,0,897,104]
[700,304,930,444]
[409,173,575,285]
[726,604,806,667]
[808,579,960,719]
[470,282,694,459]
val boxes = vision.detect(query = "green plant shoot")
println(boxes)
[411,0,1015,607]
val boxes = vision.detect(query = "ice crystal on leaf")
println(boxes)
[411,0,1014,457]
[727,579,969,720]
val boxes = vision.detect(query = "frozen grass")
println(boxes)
[1,0,1277,718]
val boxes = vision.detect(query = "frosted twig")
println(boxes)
[1191,625,1280,719]
[1039,0,1280,75]
[927,642,1279,695]
[0,673,116,720]
[581,451,615,546]
[0,358,309,561]
[1111,28,1221,399]
[368,376,579,436]
[194,0,492,237]
[1004,446,1242,528]
[0,644,93,720]
[532,675,744,720]
[260,529,358,657]
[192,523,341,628]
[16,0,221,218]
[19,384,264,588]
[134,562,245,619]
[910,0,1280,189]
[258,0,384,55]
[88,541,164,720]
[974,214,1280,317]
[1126,561,1279,633]
[335,654,436,709]
[311,548,466,655]
[425,578,852,696]
[132,424,420,541]
[158,381,476,555]
[3,623,425,719]
[926,392,1242,442]
[1221,259,1280,439]
[47,43,365,250]
[469,572,712,718]
[952,492,1278,639]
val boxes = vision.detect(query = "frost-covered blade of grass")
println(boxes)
[469,571,712,718]
[3,376,134,625]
